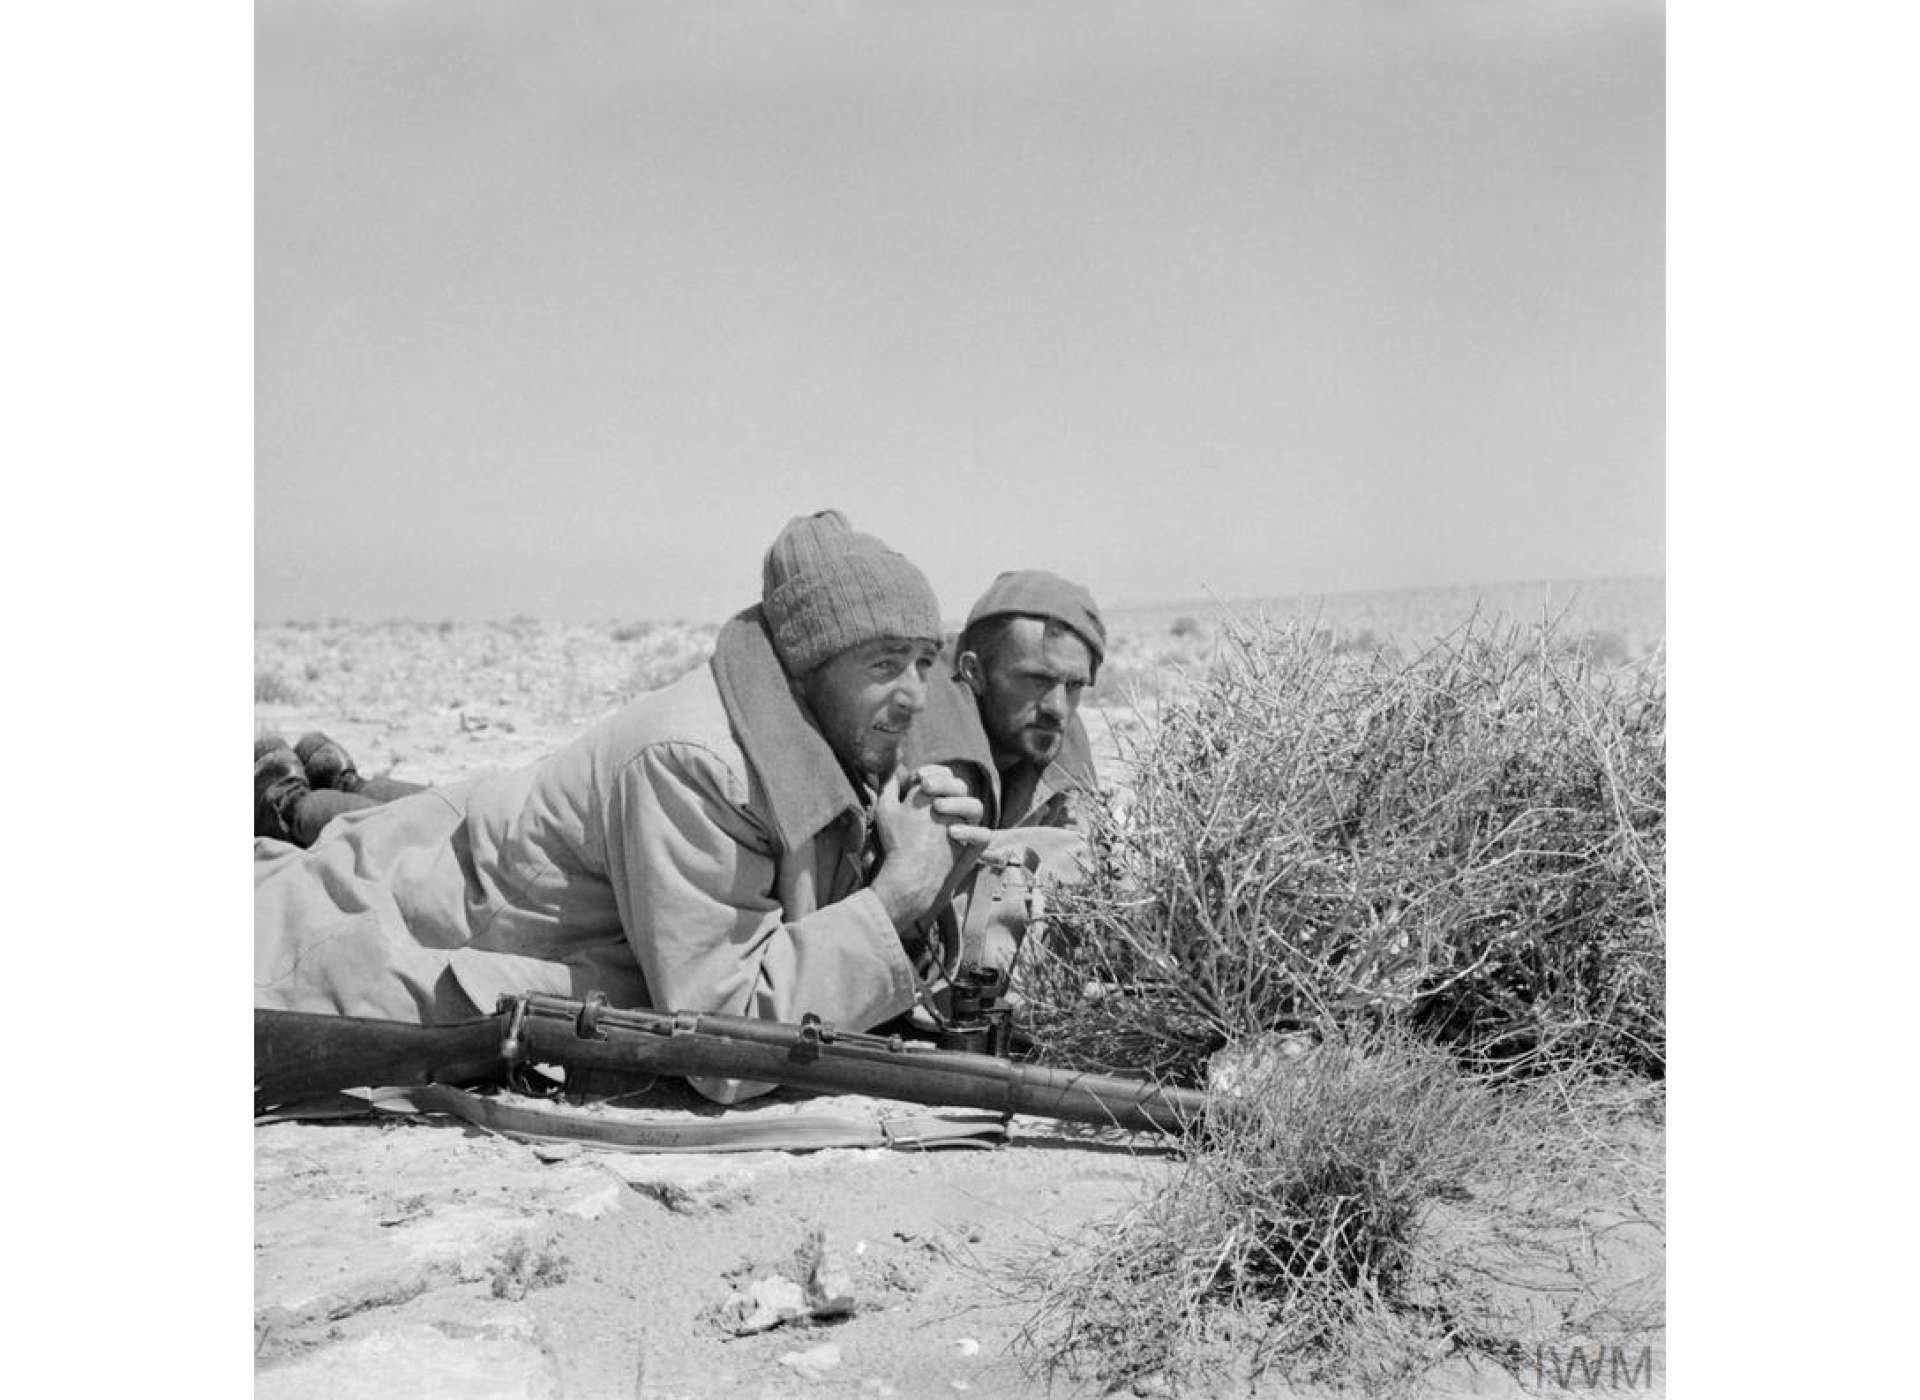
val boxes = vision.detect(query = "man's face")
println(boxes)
[801,637,941,785]
[962,617,1095,769]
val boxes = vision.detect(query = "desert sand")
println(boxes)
[254,584,1664,1399]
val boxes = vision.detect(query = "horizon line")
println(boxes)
[256,571,1665,629]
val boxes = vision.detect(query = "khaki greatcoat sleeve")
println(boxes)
[601,742,920,1103]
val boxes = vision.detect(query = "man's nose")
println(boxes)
[891,671,928,716]
[1037,684,1069,720]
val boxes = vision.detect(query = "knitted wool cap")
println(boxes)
[760,510,944,676]
[964,569,1107,663]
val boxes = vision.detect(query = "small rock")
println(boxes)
[559,1181,624,1220]
[778,1342,842,1382]
[718,1276,809,1335]
[529,1142,580,1163]
[951,1338,980,1357]
[802,1232,856,1318]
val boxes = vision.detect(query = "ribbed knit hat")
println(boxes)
[761,510,944,676]
[964,569,1107,663]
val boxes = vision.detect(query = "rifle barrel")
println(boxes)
[253,995,1210,1135]
[512,995,1207,1135]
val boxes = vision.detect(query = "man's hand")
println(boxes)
[901,763,994,846]
[869,765,991,932]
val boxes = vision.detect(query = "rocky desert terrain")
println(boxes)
[253,579,1664,1399]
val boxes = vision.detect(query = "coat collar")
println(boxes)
[905,666,999,814]
[710,606,868,854]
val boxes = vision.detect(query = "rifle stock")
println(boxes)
[255,1010,505,1108]
[255,992,1209,1136]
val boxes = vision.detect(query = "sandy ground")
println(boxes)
[253,1096,1659,1400]
[255,1103,1195,1400]
[254,597,1664,1398]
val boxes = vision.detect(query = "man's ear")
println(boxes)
[956,651,987,696]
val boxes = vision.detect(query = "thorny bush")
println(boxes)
[1020,615,1666,1084]
[1016,1030,1664,1395]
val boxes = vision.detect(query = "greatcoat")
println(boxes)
[254,607,921,1102]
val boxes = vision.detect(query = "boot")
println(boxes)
[255,736,311,842]
[295,731,364,793]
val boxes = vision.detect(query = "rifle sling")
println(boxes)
[409,1084,1009,1153]
[256,1084,1010,1153]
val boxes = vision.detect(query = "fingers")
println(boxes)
[910,763,969,798]
[879,764,987,848]
[928,793,984,824]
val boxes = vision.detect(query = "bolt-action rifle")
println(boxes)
[254,987,1208,1136]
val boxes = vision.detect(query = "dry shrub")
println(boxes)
[1017,1031,1663,1395]
[1023,614,1665,1083]
[1012,614,1665,1390]
[253,668,302,704]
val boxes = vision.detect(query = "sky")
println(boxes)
[256,0,1664,623]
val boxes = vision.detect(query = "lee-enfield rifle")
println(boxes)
[255,988,1209,1136]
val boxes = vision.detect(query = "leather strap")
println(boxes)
[256,1085,1009,1153]
[410,1084,1008,1152]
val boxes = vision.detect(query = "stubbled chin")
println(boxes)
[863,733,905,775]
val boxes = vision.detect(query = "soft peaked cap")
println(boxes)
[761,510,944,676]
[964,569,1107,664]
